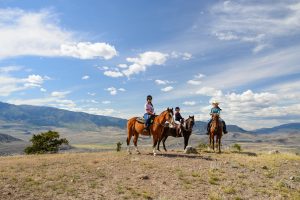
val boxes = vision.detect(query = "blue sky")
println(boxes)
[0,0,300,129]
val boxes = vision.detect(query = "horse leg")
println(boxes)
[157,134,162,152]
[126,130,133,155]
[212,135,215,152]
[218,135,221,153]
[162,136,168,152]
[209,134,212,150]
[184,135,190,150]
[133,131,140,154]
[152,135,158,156]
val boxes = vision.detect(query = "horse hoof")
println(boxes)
[153,153,157,156]
[136,151,141,154]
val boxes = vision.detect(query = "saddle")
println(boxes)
[136,115,156,124]
[136,117,145,124]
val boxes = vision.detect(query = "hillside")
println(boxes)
[0,102,127,130]
[0,133,21,143]
[254,123,300,134]
[0,150,299,200]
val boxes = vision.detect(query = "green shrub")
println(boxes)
[24,130,68,154]
[116,141,122,152]
[197,141,208,150]
[231,143,242,152]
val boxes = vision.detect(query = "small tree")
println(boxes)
[231,143,242,152]
[116,141,122,152]
[24,130,69,154]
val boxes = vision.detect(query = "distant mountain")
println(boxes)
[0,102,127,130]
[0,133,22,142]
[254,123,300,134]
[193,121,248,135]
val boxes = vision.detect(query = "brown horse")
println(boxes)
[209,113,223,153]
[126,108,174,156]
[157,116,195,151]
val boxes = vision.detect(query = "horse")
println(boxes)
[209,113,223,153]
[157,115,195,152]
[126,108,174,156]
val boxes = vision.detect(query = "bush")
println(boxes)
[116,141,122,152]
[231,143,242,152]
[24,130,68,154]
[197,141,208,150]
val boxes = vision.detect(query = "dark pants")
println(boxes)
[207,119,227,133]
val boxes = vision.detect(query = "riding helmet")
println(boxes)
[147,95,152,100]
[175,107,180,110]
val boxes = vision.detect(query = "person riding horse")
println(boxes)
[143,95,155,132]
[206,101,228,135]
[174,107,184,137]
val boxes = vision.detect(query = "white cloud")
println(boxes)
[8,98,76,109]
[60,42,117,60]
[187,80,202,85]
[118,88,126,92]
[0,8,117,60]
[103,70,124,78]
[122,51,168,77]
[196,87,223,97]
[102,100,111,104]
[0,74,47,96]
[51,91,70,98]
[161,86,174,92]
[182,52,192,60]
[106,87,117,95]
[194,73,205,79]
[155,79,174,85]
[24,75,44,87]
[187,73,205,85]
[170,51,192,60]
[117,64,128,68]
[211,1,300,52]
[0,66,22,73]
[183,101,196,106]
[40,88,46,92]
[87,92,96,96]
[82,75,89,80]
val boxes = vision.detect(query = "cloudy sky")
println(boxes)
[0,0,300,130]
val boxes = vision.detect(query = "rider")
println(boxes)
[144,95,155,132]
[206,101,228,135]
[174,107,184,137]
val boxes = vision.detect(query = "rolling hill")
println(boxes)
[0,101,127,130]
[0,133,22,142]
[253,123,300,134]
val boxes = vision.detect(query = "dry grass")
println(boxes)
[0,150,299,200]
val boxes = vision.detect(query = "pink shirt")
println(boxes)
[145,103,154,114]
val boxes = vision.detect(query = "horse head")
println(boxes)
[185,115,195,132]
[165,107,174,124]
[211,113,220,121]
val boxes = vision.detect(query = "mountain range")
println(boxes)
[0,101,299,136]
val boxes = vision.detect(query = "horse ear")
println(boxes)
[189,115,191,118]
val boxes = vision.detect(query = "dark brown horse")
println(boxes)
[209,113,223,153]
[126,108,174,156]
[157,115,195,151]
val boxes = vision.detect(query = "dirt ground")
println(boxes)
[0,149,299,200]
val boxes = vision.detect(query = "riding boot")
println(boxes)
[206,124,210,135]
[222,121,228,134]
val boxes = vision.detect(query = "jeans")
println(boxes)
[144,113,152,128]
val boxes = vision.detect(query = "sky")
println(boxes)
[0,0,300,130]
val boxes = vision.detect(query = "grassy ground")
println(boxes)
[0,148,299,200]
